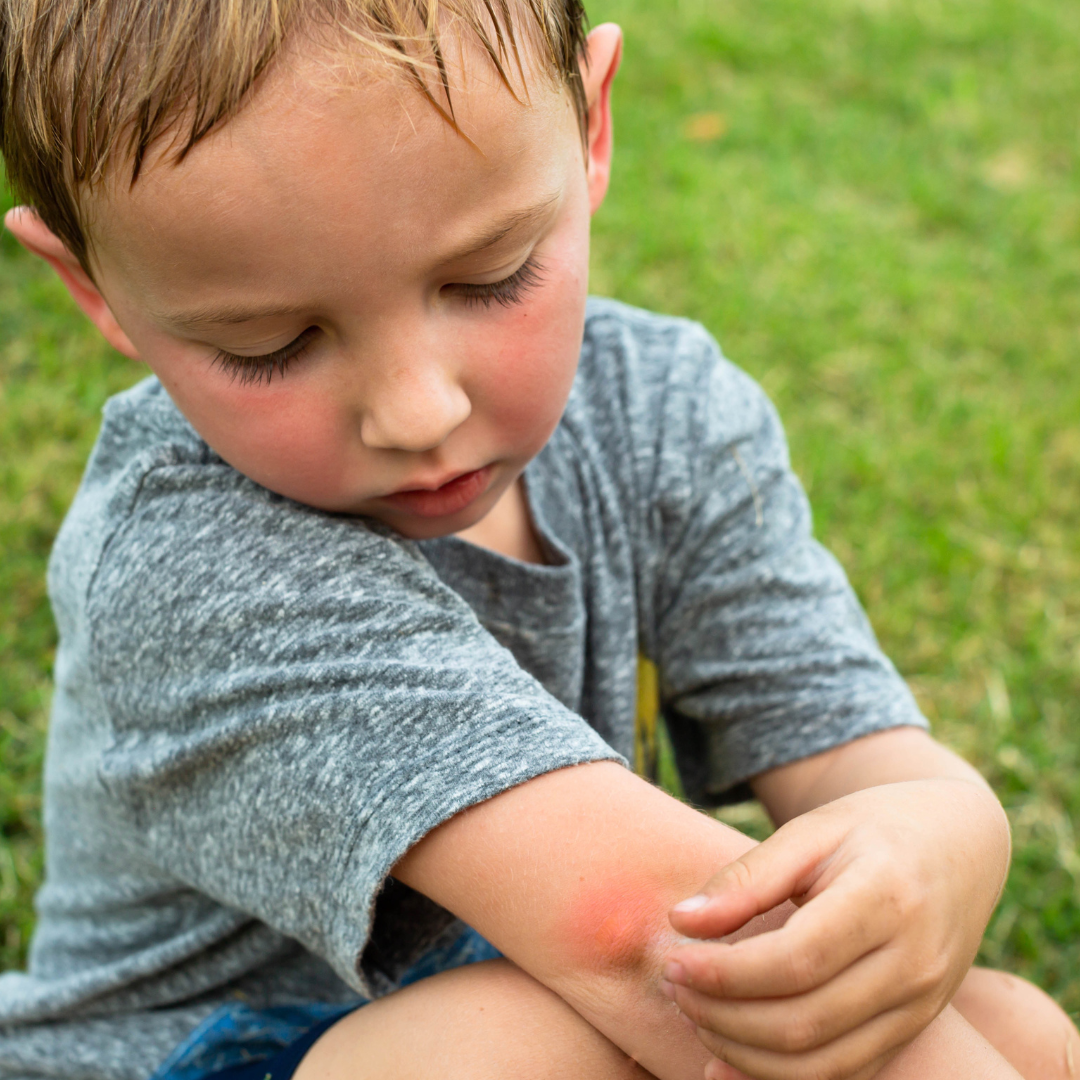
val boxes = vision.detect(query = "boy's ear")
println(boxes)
[3,207,140,359]
[580,23,623,214]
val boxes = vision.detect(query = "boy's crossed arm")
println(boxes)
[394,727,1018,1080]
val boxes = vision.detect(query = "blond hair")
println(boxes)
[0,0,588,268]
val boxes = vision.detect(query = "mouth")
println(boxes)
[380,465,493,519]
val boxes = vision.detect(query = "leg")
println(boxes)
[293,958,655,1080]
[951,967,1080,1080]
[852,968,1078,1080]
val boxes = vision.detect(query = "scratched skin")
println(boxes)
[393,763,804,1080]
[581,884,676,971]
[562,870,791,979]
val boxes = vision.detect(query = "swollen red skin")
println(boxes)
[558,876,676,974]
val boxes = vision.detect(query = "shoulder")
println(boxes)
[568,299,787,509]
[54,376,210,539]
[48,377,208,623]
[576,298,778,449]
[49,377,425,645]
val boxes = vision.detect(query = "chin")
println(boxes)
[382,519,469,542]
[376,500,494,542]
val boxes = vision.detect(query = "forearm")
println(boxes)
[754,727,1007,837]
[752,729,1011,922]
[393,759,1023,1080]
[393,761,785,1080]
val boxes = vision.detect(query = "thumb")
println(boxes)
[668,815,838,939]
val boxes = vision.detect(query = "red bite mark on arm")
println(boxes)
[559,877,671,973]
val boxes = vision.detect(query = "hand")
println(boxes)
[660,778,1011,1080]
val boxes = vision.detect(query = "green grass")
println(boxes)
[2,0,1078,1016]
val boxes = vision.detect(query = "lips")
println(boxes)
[380,465,493,518]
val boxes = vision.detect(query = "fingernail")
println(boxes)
[660,978,677,1000]
[673,894,709,913]
[663,959,687,984]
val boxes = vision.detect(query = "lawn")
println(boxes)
[2,0,1078,1018]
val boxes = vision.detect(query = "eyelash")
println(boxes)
[213,326,319,387]
[211,256,546,385]
[457,254,547,308]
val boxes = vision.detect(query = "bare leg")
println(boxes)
[295,959,1076,1080]
[952,967,1080,1080]
[293,959,655,1080]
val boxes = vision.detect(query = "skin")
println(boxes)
[6,18,1078,1080]
[390,760,1024,1080]
[10,28,610,556]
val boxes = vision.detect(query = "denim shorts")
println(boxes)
[149,928,502,1080]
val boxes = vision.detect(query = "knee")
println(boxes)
[953,967,1079,1080]
[954,965,1065,1022]
[295,959,652,1080]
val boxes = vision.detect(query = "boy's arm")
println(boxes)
[751,723,999,824]
[393,758,1019,1080]
[396,761,756,1079]
[662,727,1011,1079]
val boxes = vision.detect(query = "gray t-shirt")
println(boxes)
[0,299,926,1080]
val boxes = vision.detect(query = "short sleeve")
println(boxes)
[87,464,621,996]
[643,328,927,804]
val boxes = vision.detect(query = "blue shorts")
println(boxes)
[150,929,502,1080]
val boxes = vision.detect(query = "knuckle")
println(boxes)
[885,878,923,926]
[799,1042,881,1080]
[674,989,702,1026]
[781,1009,826,1053]
[681,947,734,996]
[900,950,951,1006]
[722,857,756,895]
[702,956,734,997]
[924,949,953,990]
[786,941,825,992]
[894,994,939,1037]
[696,1028,728,1059]
[804,1057,849,1080]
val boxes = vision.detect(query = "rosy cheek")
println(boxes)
[478,280,585,435]
[162,361,351,502]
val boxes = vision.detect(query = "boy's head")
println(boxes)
[1,1,621,539]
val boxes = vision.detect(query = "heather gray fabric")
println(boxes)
[0,298,926,1080]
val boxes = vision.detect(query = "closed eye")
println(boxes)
[212,326,320,386]
[451,255,547,308]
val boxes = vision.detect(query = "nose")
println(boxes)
[358,359,472,453]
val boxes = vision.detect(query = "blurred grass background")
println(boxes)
[2,0,1078,1016]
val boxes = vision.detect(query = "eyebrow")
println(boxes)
[156,192,562,331]
[443,191,561,263]
[158,302,310,329]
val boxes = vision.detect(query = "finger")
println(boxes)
[669,820,838,940]
[664,944,923,1054]
[702,1061,754,1080]
[691,1005,914,1080]
[666,872,895,998]
[703,1049,894,1080]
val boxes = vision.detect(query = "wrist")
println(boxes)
[944,775,1012,903]
[854,776,1012,927]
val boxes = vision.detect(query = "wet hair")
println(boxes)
[0,0,588,268]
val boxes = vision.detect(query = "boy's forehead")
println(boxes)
[89,40,578,302]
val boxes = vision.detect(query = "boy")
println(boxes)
[0,2,1076,1079]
